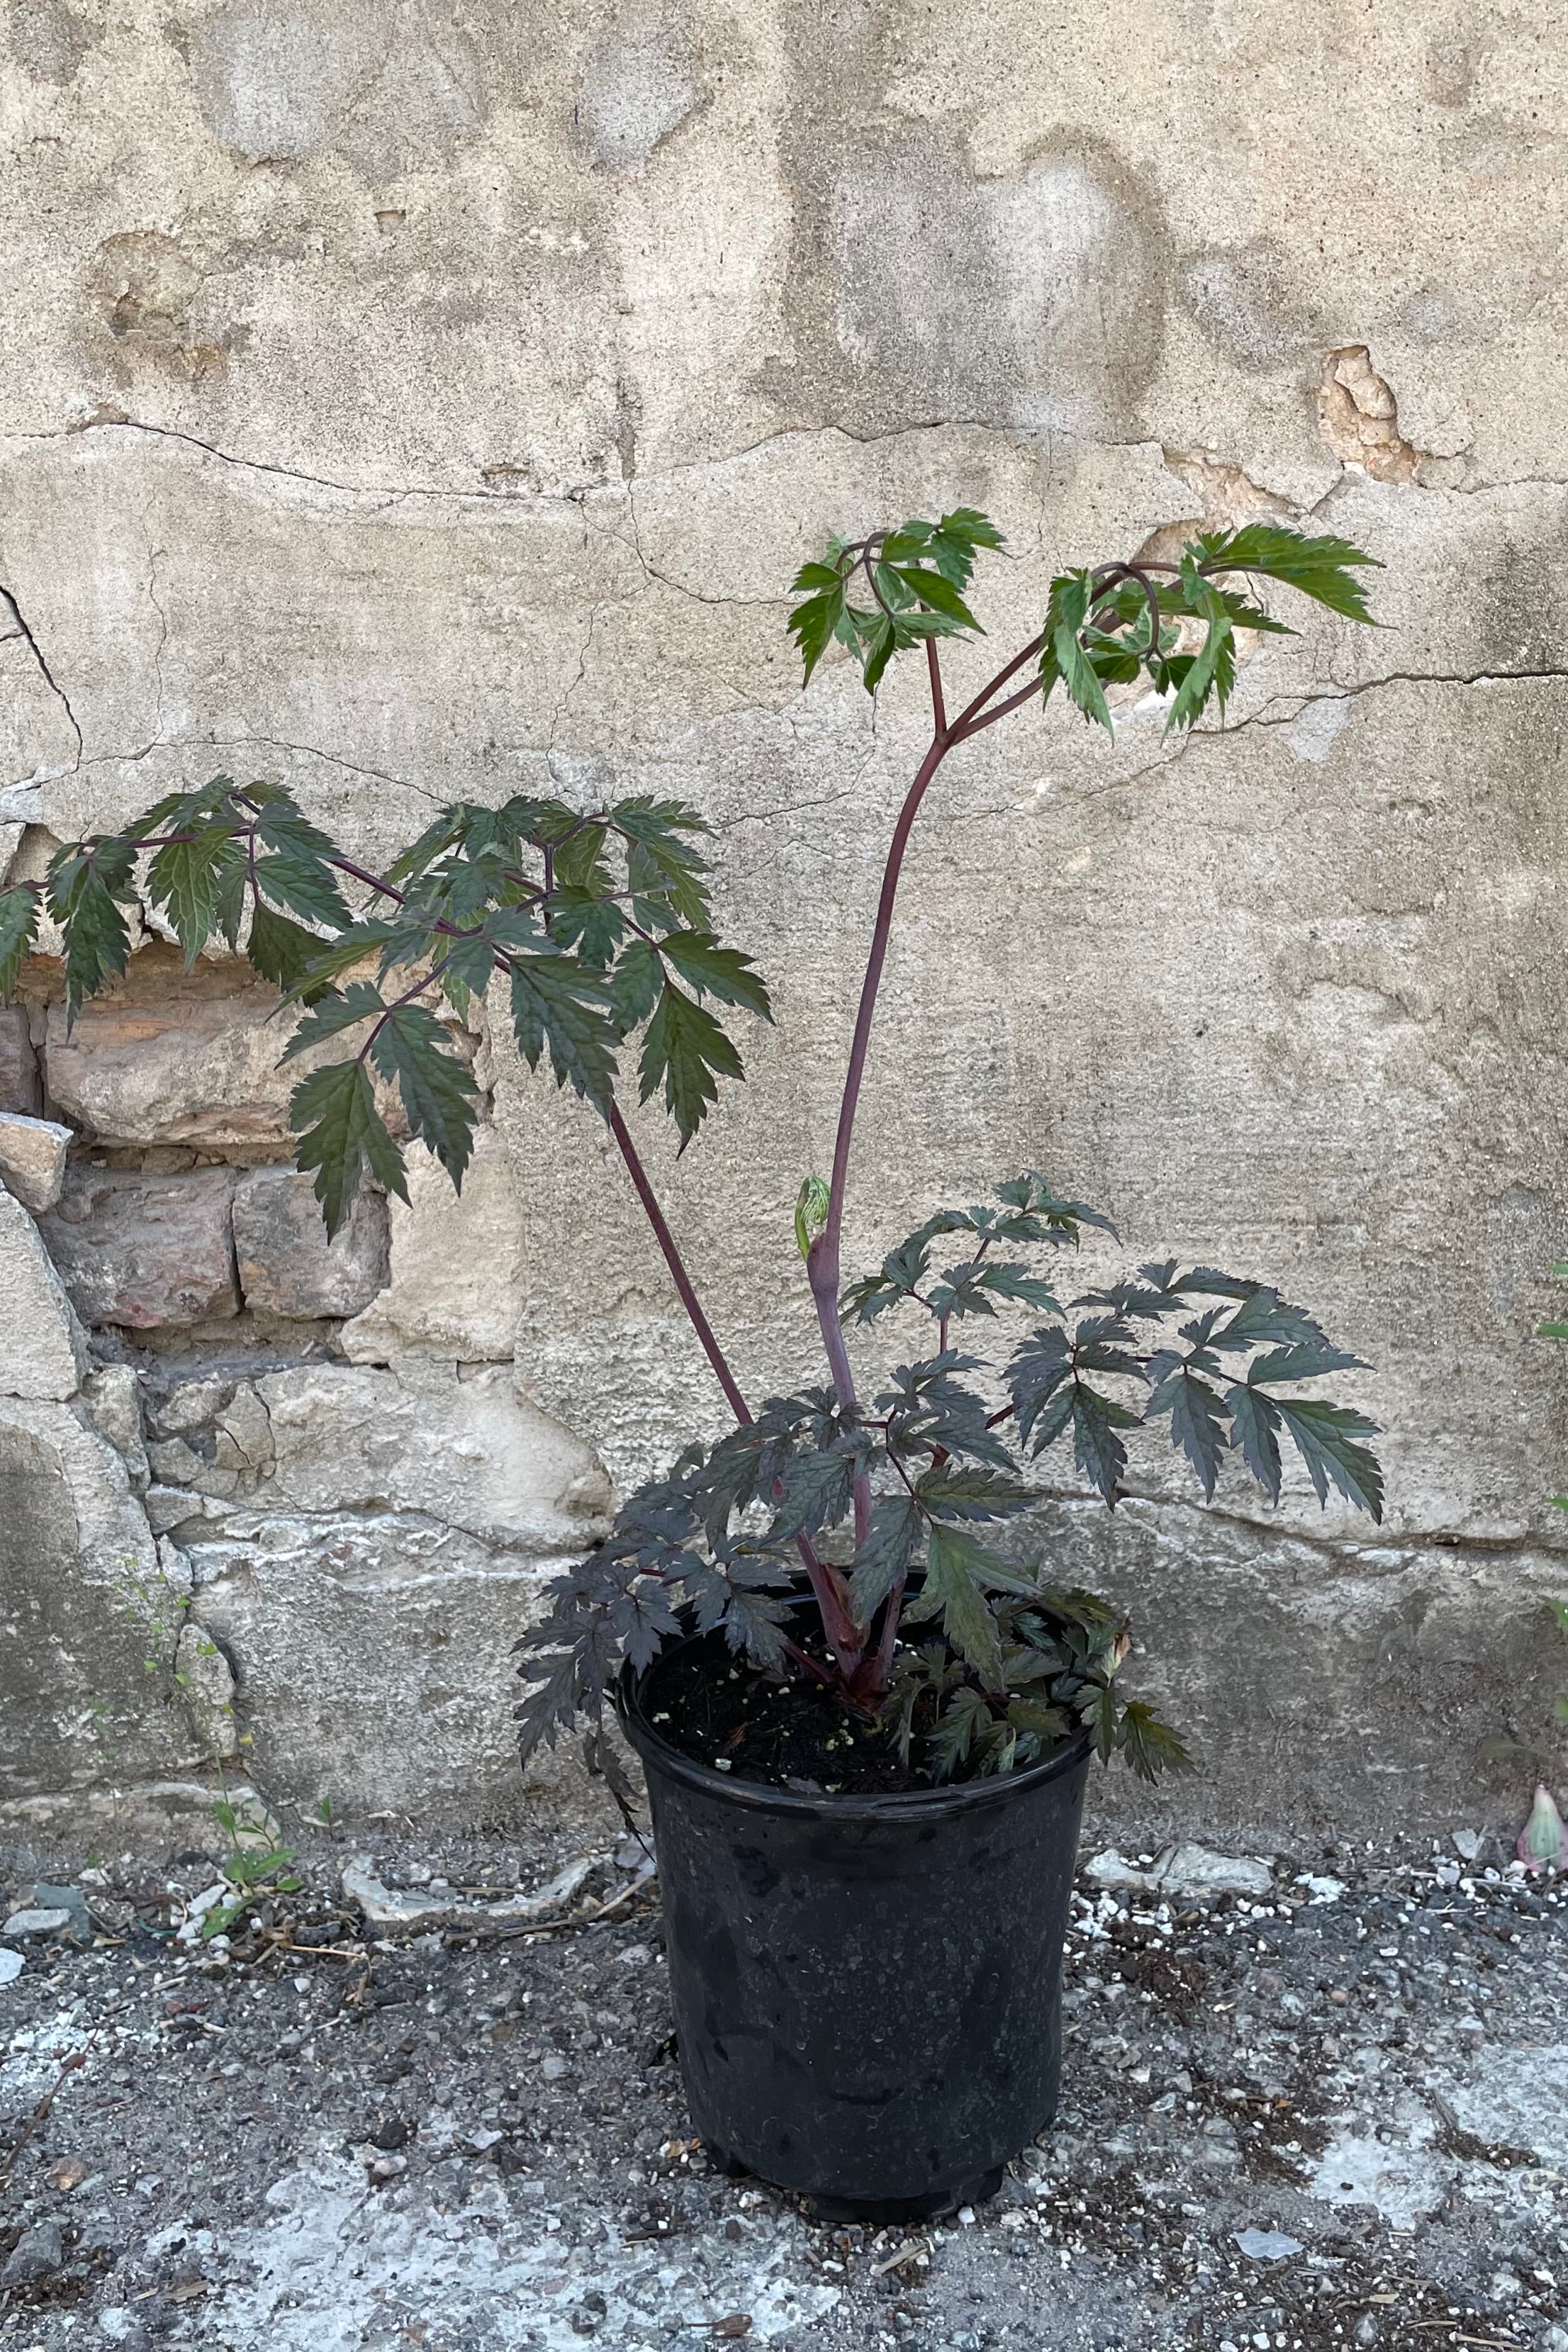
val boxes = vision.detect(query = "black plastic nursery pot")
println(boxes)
[617,1620,1092,2224]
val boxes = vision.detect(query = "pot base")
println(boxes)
[702,2137,1007,2225]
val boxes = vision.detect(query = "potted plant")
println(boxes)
[1,503,1386,2220]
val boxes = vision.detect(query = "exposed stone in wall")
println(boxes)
[0,1110,71,1212]
[0,1397,193,1797]
[43,1164,241,1328]
[0,1008,40,1115]
[0,919,610,1832]
[43,947,323,1150]
[1317,346,1474,491]
[186,1515,569,1818]
[255,1360,607,1547]
[0,1182,91,1399]
[233,1168,388,1321]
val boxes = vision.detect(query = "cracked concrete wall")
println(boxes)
[1,0,1567,1845]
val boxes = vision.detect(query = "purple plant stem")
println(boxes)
[607,1099,753,1426]
[606,1099,862,1665]
[808,630,1052,1686]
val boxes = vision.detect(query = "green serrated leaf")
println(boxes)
[788,580,849,685]
[1082,1677,1119,1764]
[931,507,1004,585]
[289,1058,407,1237]
[905,1523,1005,1691]
[927,1686,992,1779]
[1272,1396,1384,1521]
[1068,1384,1141,1506]
[1196,521,1381,625]
[770,1440,861,1540]
[47,843,137,1022]
[280,978,386,1060]
[1117,1700,1193,1782]
[1164,573,1232,735]
[914,1465,1031,1522]
[547,889,625,969]
[638,979,744,1150]
[553,822,610,892]
[656,931,772,1019]
[252,850,352,929]
[0,885,40,999]
[609,936,664,1032]
[1149,1365,1230,1499]
[366,1001,481,1190]
[275,922,396,1007]
[437,929,498,1015]
[610,793,712,849]
[1042,571,1114,736]
[145,824,248,966]
[1226,1382,1284,1503]
[246,901,327,995]
[889,564,981,632]
[848,1494,922,1621]
[509,954,620,1112]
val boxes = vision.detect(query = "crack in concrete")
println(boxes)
[79,734,444,803]
[0,583,83,768]
[1024,1477,1559,1569]
[203,735,444,802]
[9,413,1568,527]
[1194,665,1568,747]
[145,543,171,746]
[622,480,782,613]
[12,418,412,505]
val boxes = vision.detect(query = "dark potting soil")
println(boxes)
[642,1638,929,1793]
[640,1632,1070,1797]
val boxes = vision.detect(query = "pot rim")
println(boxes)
[616,1617,1095,1825]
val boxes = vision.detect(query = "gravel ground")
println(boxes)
[1,1822,1566,2352]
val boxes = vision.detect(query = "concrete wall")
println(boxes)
[2,0,1566,1847]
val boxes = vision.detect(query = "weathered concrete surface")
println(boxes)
[186,1513,583,1818]
[0,1836,1563,2350]
[340,1129,525,1364]
[0,1396,194,1796]
[0,0,1565,1834]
